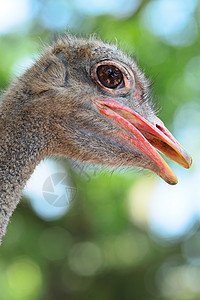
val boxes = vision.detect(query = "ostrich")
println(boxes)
[0,36,192,245]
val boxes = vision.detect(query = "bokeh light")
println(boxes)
[6,257,42,299]
[0,0,31,34]
[156,258,200,299]
[142,0,198,46]
[24,159,74,220]
[182,232,200,265]
[68,242,102,276]
[74,0,142,17]
[40,0,73,29]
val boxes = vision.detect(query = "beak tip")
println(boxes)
[182,152,192,169]
[168,178,178,185]
[158,164,178,185]
[187,155,192,169]
[164,175,178,185]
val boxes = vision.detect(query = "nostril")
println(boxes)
[156,123,173,141]
[156,124,165,134]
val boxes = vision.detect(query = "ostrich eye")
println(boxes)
[96,65,124,89]
[91,61,133,93]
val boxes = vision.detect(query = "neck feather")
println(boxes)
[0,92,49,244]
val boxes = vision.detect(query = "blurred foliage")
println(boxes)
[0,0,200,299]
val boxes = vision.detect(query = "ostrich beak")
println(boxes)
[95,98,192,185]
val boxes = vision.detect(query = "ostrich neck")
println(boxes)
[0,95,48,244]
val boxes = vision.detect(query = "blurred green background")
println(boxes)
[0,0,200,299]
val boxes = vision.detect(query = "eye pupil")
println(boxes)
[96,65,124,89]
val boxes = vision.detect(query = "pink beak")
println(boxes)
[95,98,192,185]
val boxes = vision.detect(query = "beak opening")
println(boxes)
[95,98,192,185]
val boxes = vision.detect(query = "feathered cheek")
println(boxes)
[134,89,142,102]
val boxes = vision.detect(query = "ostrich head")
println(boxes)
[18,35,190,184]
